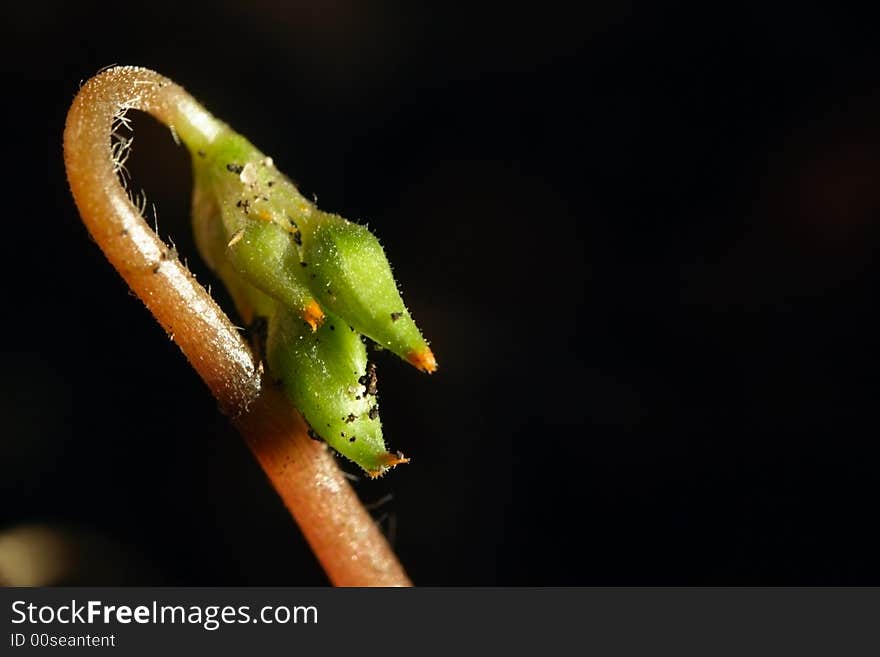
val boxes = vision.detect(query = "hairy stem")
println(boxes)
[63,66,411,586]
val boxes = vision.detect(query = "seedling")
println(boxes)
[64,66,433,585]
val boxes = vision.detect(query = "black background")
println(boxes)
[2,2,879,584]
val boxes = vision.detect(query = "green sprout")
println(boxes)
[65,66,420,584]
[183,99,436,476]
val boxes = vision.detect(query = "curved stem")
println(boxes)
[63,66,411,586]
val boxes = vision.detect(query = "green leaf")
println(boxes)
[185,120,433,474]
[302,213,434,371]
[266,307,405,476]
